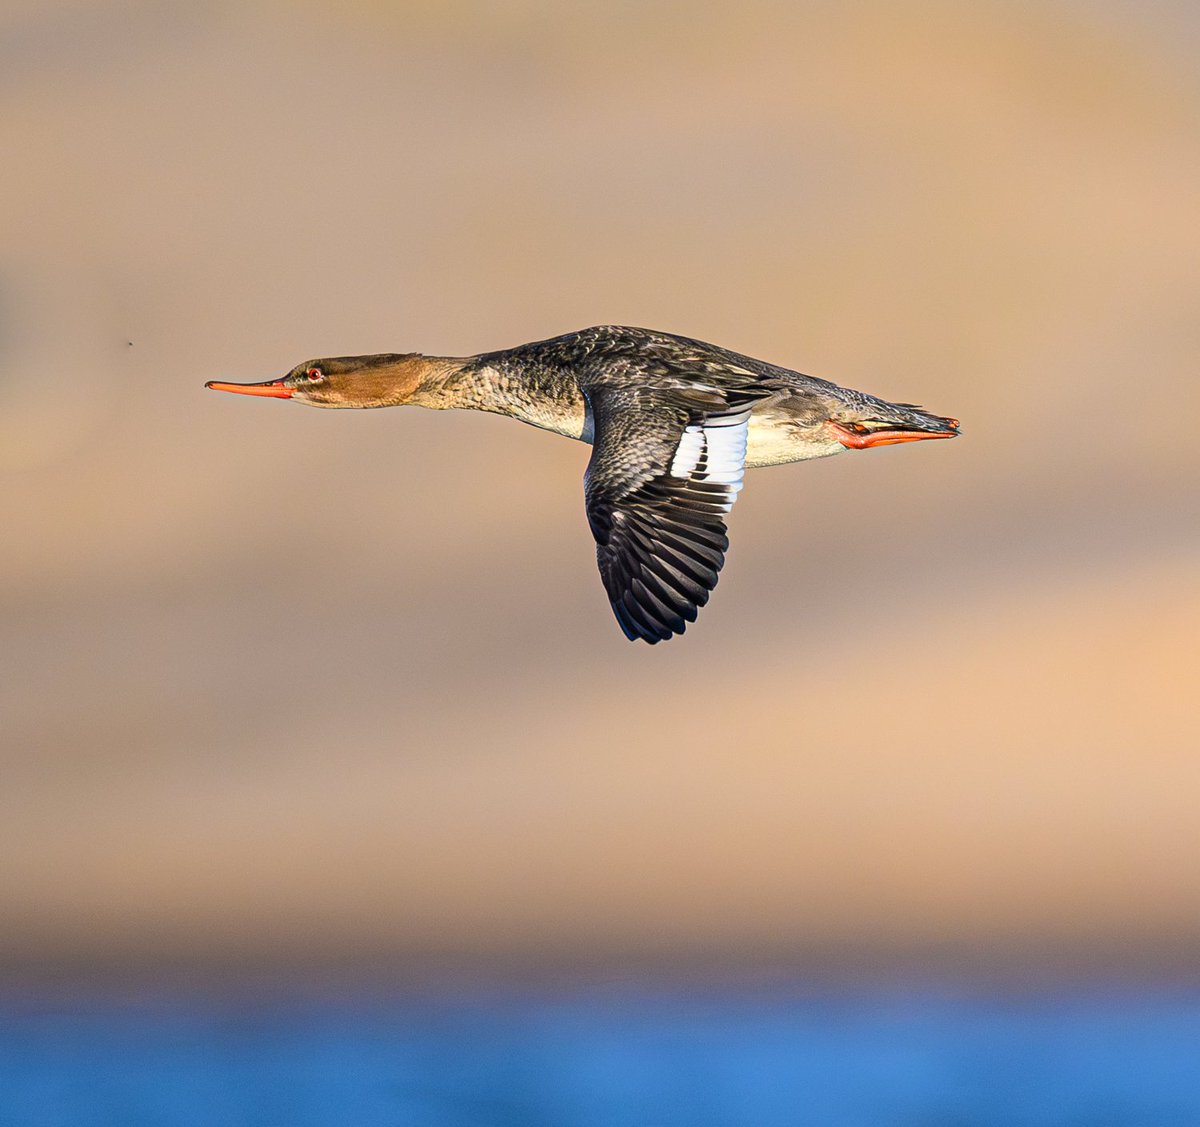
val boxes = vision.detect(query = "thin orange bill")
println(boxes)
[205,380,294,398]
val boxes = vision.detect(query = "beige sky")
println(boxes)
[1,0,1198,983]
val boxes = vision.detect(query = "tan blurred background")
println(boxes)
[2,0,1197,988]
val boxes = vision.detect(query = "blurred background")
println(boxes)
[2,0,1198,1121]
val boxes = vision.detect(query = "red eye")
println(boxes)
[307,367,323,381]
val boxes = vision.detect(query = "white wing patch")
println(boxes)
[668,411,749,510]
[669,426,705,478]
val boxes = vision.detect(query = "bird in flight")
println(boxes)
[208,325,959,643]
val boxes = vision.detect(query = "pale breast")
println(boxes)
[516,388,589,440]
[475,362,590,440]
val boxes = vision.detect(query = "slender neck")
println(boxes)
[412,356,508,413]
[410,352,587,440]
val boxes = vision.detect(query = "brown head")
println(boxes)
[205,353,462,409]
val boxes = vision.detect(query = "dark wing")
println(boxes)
[583,386,751,643]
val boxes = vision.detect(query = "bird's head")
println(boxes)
[206,353,446,409]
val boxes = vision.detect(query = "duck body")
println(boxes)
[207,325,959,643]
[465,325,904,466]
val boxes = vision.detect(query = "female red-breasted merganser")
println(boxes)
[207,325,959,643]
